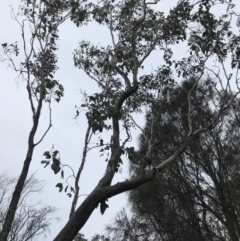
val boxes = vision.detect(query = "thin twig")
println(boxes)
[34,98,52,146]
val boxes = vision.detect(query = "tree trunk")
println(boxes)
[53,169,155,241]
[0,147,34,241]
[0,92,43,241]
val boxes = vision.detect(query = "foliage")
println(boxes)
[1,0,240,241]
[90,234,111,241]
[73,233,111,241]
[106,77,240,240]
[73,233,88,241]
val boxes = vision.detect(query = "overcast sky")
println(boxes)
[0,0,238,240]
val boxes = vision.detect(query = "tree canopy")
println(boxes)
[1,0,240,240]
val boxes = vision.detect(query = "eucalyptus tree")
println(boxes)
[52,0,240,240]
[1,0,240,241]
[0,0,79,240]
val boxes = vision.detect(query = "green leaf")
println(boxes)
[43,151,51,159]
[100,199,109,215]
[44,161,50,168]
[41,160,50,168]
[65,186,68,192]
[53,157,60,165]
[51,163,61,174]
[53,150,59,156]
[55,183,63,192]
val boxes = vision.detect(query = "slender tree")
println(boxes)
[0,0,72,239]
[0,173,58,241]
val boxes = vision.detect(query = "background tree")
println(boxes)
[73,233,111,241]
[106,77,240,241]
[73,233,88,241]
[0,173,58,241]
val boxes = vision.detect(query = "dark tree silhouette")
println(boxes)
[107,77,240,241]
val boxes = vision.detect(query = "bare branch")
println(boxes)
[109,8,116,48]
[129,115,146,139]
[69,123,92,218]
[121,122,132,149]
